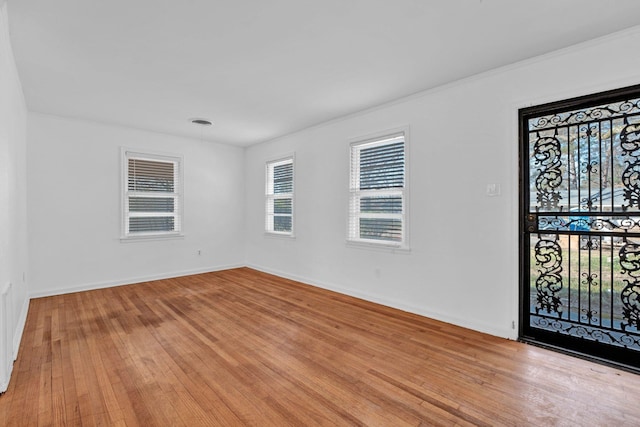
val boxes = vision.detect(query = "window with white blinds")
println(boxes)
[349,133,407,247]
[266,156,294,235]
[123,150,182,238]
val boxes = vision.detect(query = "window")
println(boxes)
[122,149,182,239]
[265,156,294,235]
[349,132,407,247]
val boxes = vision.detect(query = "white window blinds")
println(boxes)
[349,133,406,246]
[123,151,182,237]
[266,156,294,235]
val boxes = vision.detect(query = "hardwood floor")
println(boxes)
[1,268,640,426]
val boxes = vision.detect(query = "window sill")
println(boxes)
[120,233,185,243]
[264,231,296,240]
[346,239,410,254]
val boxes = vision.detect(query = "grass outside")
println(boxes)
[529,234,633,328]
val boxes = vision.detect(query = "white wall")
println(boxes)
[245,26,640,339]
[0,3,29,392]
[13,13,640,350]
[27,113,245,297]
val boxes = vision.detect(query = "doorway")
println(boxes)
[520,84,640,370]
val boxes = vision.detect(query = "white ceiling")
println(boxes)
[7,0,640,146]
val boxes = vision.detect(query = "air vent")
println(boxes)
[190,118,212,126]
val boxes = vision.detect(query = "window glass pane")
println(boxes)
[349,133,406,246]
[360,142,404,190]
[129,217,175,233]
[273,162,293,193]
[359,218,402,242]
[274,198,292,214]
[274,216,292,232]
[266,156,294,234]
[124,151,182,238]
[128,159,175,192]
[360,196,402,213]
[129,197,175,212]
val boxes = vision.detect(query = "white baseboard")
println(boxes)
[1,282,11,393]
[25,263,513,344]
[246,263,514,340]
[29,263,245,299]
[0,284,32,393]
[13,296,29,361]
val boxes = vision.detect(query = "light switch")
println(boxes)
[486,183,501,197]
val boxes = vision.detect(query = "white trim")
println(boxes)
[508,103,521,341]
[13,296,29,361]
[19,262,511,348]
[28,263,244,299]
[263,231,296,240]
[120,147,184,240]
[0,282,11,393]
[119,233,185,243]
[265,153,295,237]
[347,126,409,146]
[246,263,512,339]
[347,126,410,251]
[350,133,405,151]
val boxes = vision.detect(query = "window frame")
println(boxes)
[121,148,184,241]
[265,154,295,237]
[347,128,410,251]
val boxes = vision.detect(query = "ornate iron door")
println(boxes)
[520,85,640,370]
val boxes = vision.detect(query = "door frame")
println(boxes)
[518,83,640,372]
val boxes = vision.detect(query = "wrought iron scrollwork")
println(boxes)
[525,90,640,365]
[580,237,599,250]
[581,308,598,323]
[621,123,640,210]
[531,314,640,350]
[581,271,598,287]
[529,99,640,130]
[620,241,640,331]
[534,238,563,316]
[537,215,640,233]
[533,136,563,209]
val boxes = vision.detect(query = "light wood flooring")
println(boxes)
[1,267,640,426]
